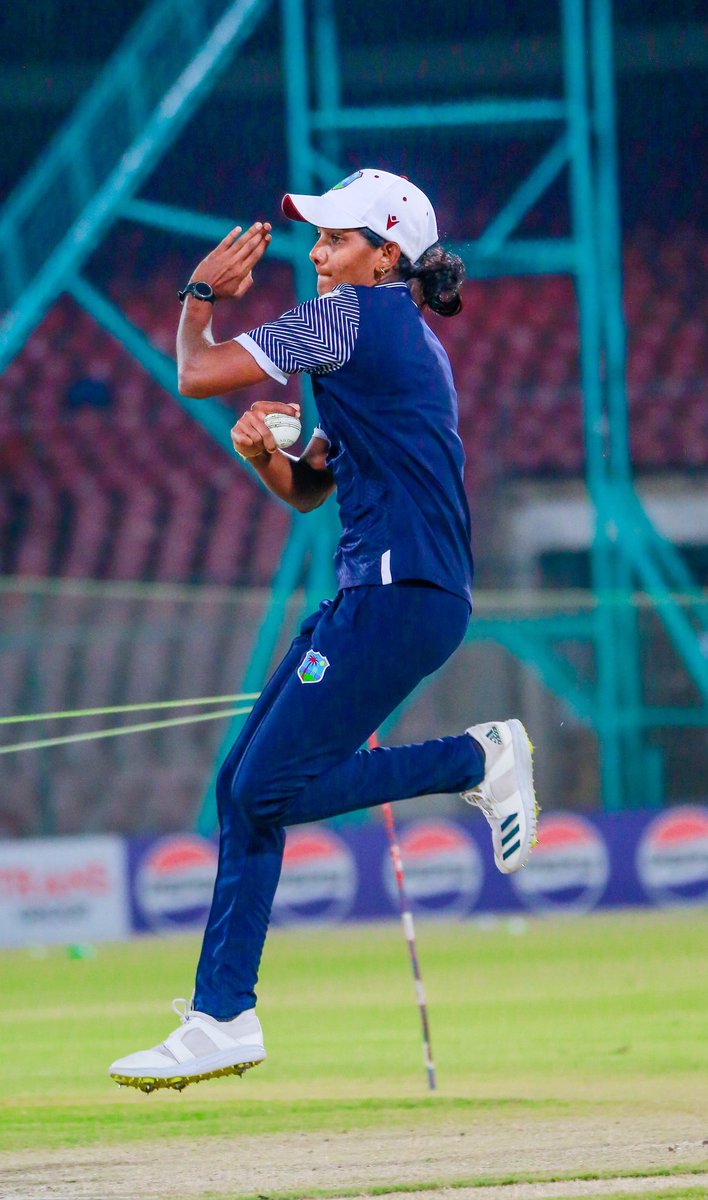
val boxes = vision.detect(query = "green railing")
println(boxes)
[2,577,704,838]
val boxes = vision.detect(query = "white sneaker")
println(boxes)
[109,999,266,1093]
[462,719,538,874]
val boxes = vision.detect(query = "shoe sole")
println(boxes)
[110,1057,263,1093]
[499,719,539,875]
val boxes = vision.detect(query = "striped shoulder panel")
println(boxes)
[244,284,360,376]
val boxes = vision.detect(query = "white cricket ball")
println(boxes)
[263,412,302,449]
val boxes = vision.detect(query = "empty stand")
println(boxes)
[1,224,705,835]
[1,226,705,594]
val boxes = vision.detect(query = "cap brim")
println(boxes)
[281,192,364,230]
[281,194,309,221]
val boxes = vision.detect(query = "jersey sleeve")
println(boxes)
[234,284,360,385]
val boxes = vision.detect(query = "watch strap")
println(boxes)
[178,281,215,304]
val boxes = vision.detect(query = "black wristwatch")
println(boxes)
[178,281,215,304]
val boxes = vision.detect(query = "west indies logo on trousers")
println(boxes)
[271,826,357,924]
[637,805,708,906]
[511,812,609,914]
[383,819,483,916]
[135,834,218,930]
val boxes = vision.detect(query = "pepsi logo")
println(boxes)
[383,820,482,917]
[511,813,609,914]
[272,826,357,925]
[135,835,218,930]
[637,805,708,906]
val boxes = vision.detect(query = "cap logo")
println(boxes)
[332,170,363,190]
[386,214,399,230]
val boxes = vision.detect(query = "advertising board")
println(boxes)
[0,835,129,947]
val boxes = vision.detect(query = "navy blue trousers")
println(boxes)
[194,583,484,1019]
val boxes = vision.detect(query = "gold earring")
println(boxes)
[374,265,389,283]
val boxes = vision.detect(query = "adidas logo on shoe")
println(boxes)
[500,812,521,863]
[462,719,538,875]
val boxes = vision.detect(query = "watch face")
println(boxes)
[193,282,213,299]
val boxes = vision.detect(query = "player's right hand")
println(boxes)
[231,400,301,459]
[191,222,272,301]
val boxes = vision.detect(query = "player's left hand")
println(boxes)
[191,222,272,301]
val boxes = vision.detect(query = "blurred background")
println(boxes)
[0,0,706,841]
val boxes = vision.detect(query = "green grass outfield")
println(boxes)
[2,908,707,1198]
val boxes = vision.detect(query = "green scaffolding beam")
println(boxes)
[2,0,704,825]
[0,0,271,370]
[117,0,706,826]
[196,0,706,824]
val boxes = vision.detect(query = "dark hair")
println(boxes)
[360,228,465,317]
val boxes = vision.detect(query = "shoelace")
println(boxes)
[172,997,192,1023]
[462,786,496,824]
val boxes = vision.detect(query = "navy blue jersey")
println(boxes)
[237,282,473,605]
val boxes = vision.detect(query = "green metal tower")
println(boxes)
[200,0,707,826]
[1,0,704,826]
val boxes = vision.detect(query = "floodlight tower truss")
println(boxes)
[0,0,704,821]
[209,0,705,819]
[200,0,706,827]
[0,0,273,440]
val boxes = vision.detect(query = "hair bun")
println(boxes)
[414,245,465,318]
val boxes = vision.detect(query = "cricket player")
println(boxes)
[110,169,538,1091]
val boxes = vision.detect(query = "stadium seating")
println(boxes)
[1,223,704,836]
[1,226,705,593]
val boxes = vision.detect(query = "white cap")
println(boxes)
[282,168,438,265]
